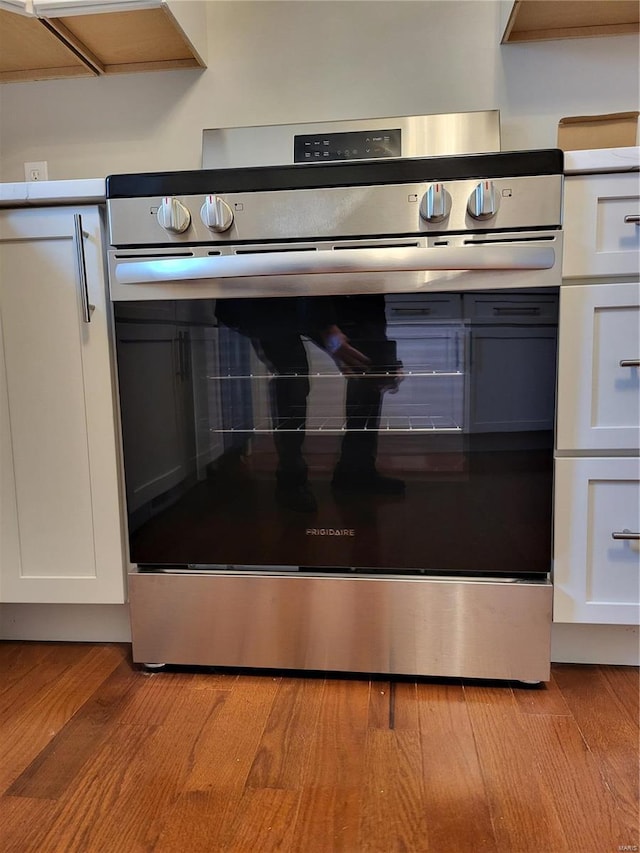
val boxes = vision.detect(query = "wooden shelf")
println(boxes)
[0,1,206,83]
[45,6,205,75]
[0,10,96,82]
[502,0,640,43]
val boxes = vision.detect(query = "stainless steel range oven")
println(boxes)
[106,115,563,681]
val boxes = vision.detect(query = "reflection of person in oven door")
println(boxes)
[215,295,405,513]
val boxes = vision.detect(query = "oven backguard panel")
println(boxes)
[113,288,559,577]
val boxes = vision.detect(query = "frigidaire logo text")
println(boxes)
[306,528,355,537]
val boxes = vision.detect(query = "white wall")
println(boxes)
[0,0,638,180]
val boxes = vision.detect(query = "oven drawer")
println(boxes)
[557,282,640,452]
[563,173,640,279]
[554,457,640,625]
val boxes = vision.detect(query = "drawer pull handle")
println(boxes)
[619,359,640,368]
[612,530,640,541]
[624,215,640,225]
[493,306,541,316]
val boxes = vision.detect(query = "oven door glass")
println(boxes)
[113,288,558,576]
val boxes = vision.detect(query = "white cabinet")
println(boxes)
[555,164,640,628]
[557,282,640,452]
[0,205,125,603]
[555,458,639,624]
[563,173,640,279]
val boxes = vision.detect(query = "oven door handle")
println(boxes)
[113,244,557,285]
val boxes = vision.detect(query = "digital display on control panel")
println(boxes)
[293,129,402,163]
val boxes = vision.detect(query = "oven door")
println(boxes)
[112,280,559,577]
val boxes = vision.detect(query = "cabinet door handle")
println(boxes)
[619,359,640,368]
[73,214,93,324]
[493,306,541,316]
[612,530,640,540]
[391,308,433,316]
[624,215,640,225]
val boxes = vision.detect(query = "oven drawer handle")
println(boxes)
[114,244,556,285]
[612,530,640,541]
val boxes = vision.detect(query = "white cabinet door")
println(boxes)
[563,173,640,279]
[554,457,640,625]
[0,206,125,603]
[557,282,640,452]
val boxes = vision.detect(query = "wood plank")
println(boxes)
[0,795,60,853]
[298,678,370,789]
[0,641,59,695]
[116,669,228,726]
[598,664,639,730]
[511,669,573,716]
[7,658,140,800]
[289,678,370,852]
[520,712,637,851]
[34,721,162,851]
[552,664,640,842]
[368,679,391,729]
[358,729,428,852]
[154,789,246,852]
[391,679,420,730]
[32,669,233,850]
[464,683,570,852]
[0,643,90,718]
[289,786,363,853]
[0,644,125,793]
[417,682,498,852]
[245,676,325,790]
[222,787,300,853]
[184,674,281,791]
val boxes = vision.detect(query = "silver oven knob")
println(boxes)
[200,195,234,232]
[419,183,451,223]
[468,180,499,220]
[157,197,191,233]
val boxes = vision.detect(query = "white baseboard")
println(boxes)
[0,603,131,643]
[551,622,639,665]
[1,604,637,667]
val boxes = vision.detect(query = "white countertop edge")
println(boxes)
[563,146,640,174]
[0,178,106,207]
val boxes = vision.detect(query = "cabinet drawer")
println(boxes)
[554,457,640,625]
[386,293,462,323]
[563,173,640,278]
[557,282,640,452]
[462,292,558,325]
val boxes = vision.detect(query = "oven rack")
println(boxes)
[208,370,464,380]
[210,415,462,433]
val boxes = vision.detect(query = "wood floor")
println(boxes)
[0,642,637,853]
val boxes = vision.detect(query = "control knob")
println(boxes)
[467,180,499,220]
[200,195,234,232]
[419,183,451,223]
[157,197,191,233]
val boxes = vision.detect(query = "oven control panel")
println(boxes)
[108,174,562,247]
[293,129,402,163]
